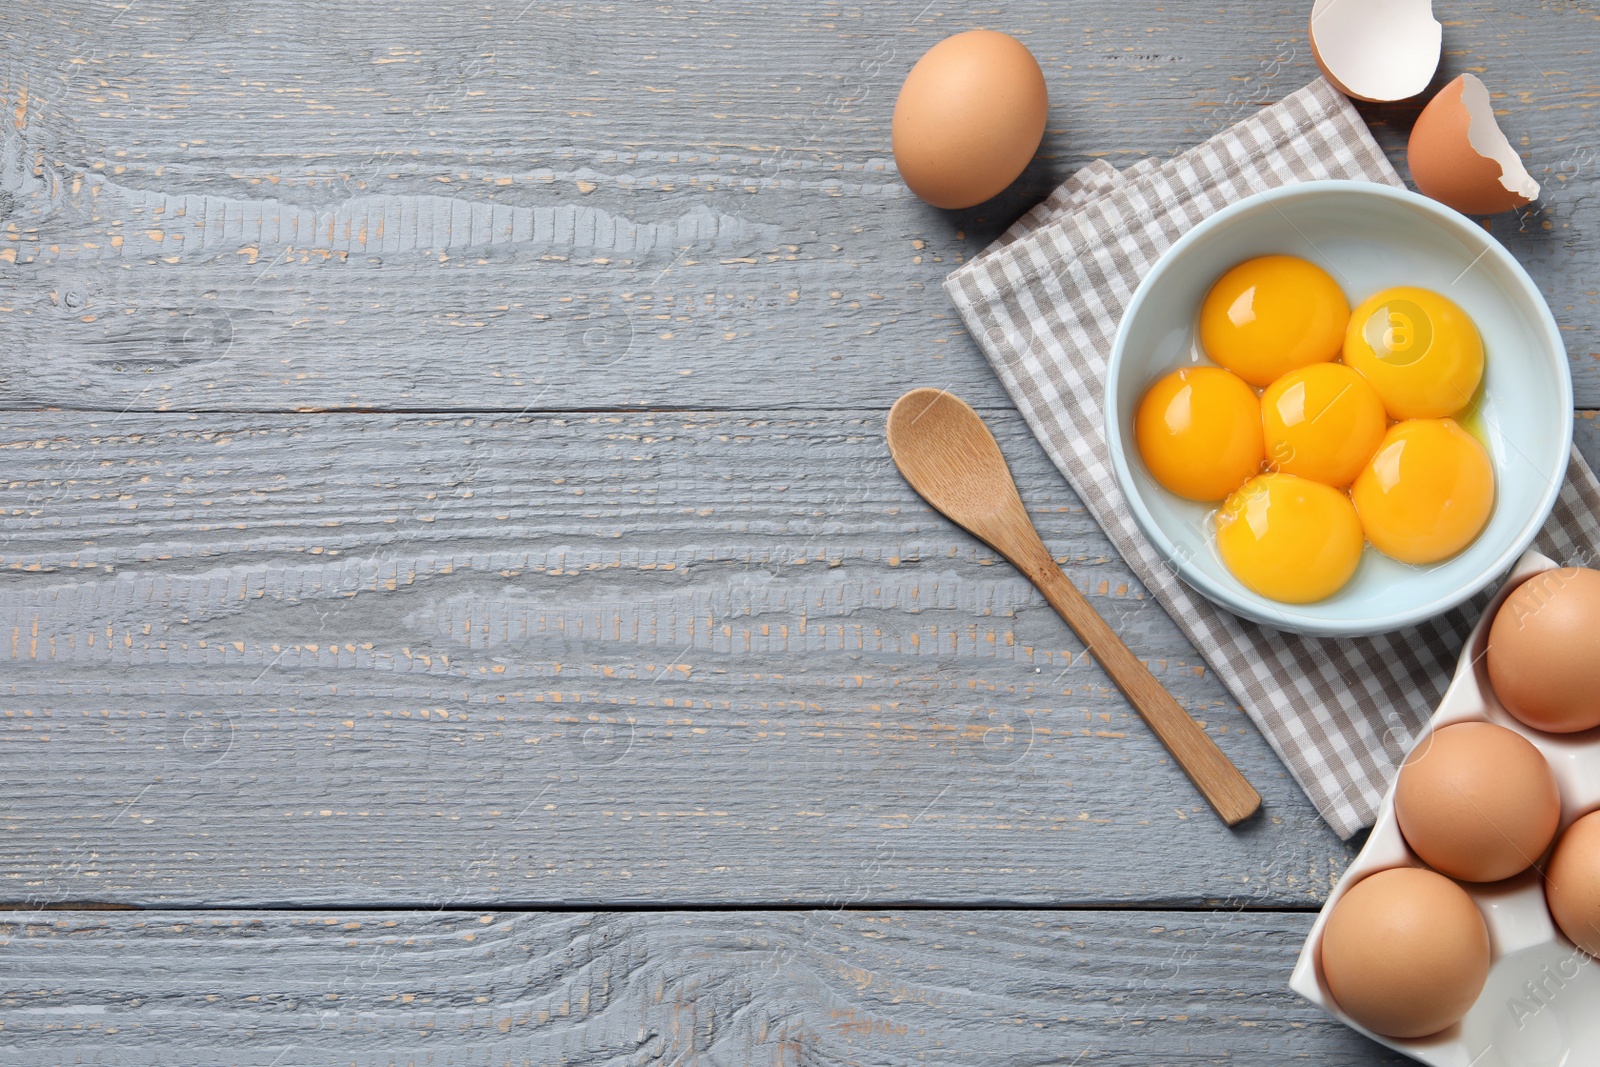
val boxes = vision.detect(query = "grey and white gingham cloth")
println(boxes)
[945,77,1600,837]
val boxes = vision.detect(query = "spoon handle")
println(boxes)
[1012,537,1263,826]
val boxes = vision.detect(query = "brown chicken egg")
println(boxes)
[1488,567,1600,734]
[1320,867,1491,1039]
[1408,74,1541,215]
[1309,0,1441,103]
[891,30,1048,210]
[1546,811,1600,958]
[1394,721,1560,882]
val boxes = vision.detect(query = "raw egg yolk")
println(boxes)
[1261,363,1388,488]
[1342,286,1484,420]
[1135,366,1265,501]
[1199,255,1350,387]
[1215,473,1364,603]
[1351,418,1495,565]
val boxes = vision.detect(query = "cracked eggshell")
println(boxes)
[1309,0,1441,103]
[1408,74,1541,215]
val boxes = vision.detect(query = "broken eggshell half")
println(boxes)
[1310,0,1441,103]
[1408,74,1541,216]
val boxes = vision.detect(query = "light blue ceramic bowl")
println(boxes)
[1104,181,1572,638]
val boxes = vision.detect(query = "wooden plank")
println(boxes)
[2,0,1595,412]
[0,907,1408,1065]
[5,411,1594,908]
[1,408,1359,909]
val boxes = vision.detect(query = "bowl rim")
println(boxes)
[1102,179,1574,637]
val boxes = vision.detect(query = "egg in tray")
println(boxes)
[1292,557,1600,1067]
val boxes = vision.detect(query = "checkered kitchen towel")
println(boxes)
[945,77,1600,838]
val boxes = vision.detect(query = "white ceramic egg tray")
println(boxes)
[1291,549,1600,1067]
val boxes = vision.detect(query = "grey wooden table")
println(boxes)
[1,1,1596,1063]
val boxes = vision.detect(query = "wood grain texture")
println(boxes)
[2,2,1597,1060]
[0,407,1360,908]
[4,412,1596,910]
[0,907,1408,1065]
[1,0,1596,413]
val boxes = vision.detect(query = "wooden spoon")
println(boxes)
[886,388,1262,826]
